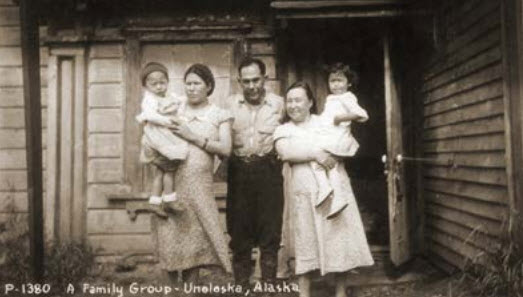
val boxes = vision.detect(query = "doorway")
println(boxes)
[283,18,389,247]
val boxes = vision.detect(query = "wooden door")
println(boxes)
[384,33,412,266]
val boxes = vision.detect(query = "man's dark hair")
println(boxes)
[238,57,266,76]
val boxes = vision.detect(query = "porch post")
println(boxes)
[19,0,44,280]
[501,0,523,249]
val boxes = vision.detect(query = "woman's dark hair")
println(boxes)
[325,62,359,92]
[184,63,215,96]
[283,81,318,122]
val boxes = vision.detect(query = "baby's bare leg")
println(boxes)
[149,167,168,219]
[163,165,184,213]
[162,171,174,194]
[152,167,164,197]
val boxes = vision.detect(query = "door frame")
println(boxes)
[46,47,87,243]
[501,0,523,247]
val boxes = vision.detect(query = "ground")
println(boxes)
[58,261,476,297]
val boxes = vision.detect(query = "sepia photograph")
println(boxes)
[0,0,522,296]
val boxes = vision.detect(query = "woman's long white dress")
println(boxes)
[275,115,374,276]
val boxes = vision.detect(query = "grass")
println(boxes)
[0,194,97,296]
[458,225,523,297]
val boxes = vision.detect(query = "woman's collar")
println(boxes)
[292,114,318,127]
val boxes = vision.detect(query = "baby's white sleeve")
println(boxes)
[341,93,369,122]
[136,96,171,126]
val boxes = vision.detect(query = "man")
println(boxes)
[226,57,285,287]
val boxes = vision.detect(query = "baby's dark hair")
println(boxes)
[325,62,359,91]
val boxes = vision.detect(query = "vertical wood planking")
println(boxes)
[58,58,73,241]
[123,38,142,191]
[45,55,58,241]
[72,52,86,242]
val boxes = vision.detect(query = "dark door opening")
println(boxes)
[283,19,389,247]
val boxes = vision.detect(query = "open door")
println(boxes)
[384,33,412,266]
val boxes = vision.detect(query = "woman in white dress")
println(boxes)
[274,81,374,297]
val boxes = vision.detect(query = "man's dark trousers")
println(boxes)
[226,154,284,286]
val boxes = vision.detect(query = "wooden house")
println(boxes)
[0,0,522,274]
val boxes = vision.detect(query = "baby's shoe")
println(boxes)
[327,202,348,220]
[316,187,333,207]
[148,195,168,219]
[312,164,333,207]
[163,192,185,214]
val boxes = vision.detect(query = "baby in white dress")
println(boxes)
[136,62,187,218]
[312,63,368,218]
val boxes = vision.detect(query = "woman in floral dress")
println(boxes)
[152,63,232,283]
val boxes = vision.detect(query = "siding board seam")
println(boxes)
[424,184,507,206]
[87,232,151,236]
[88,131,122,135]
[424,149,505,154]
[427,221,499,253]
[422,129,505,142]
[422,49,501,93]
[422,61,502,96]
[423,99,503,121]
[427,213,501,240]
[424,28,500,81]
[428,227,488,260]
[426,249,460,273]
[426,203,504,236]
[88,156,120,160]
[425,9,500,71]
[423,85,503,115]
[425,190,508,218]
[423,168,507,187]
[423,67,502,104]
[455,4,500,39]
[88,81,122,85]
[88,106,124,110]
[428,240,466,268]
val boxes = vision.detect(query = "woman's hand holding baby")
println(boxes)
[169,118,197,143]
[315,150,337,170]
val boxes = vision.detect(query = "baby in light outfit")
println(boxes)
[312,63,368,219]
[136,62,188,218]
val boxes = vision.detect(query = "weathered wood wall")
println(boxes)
[47,23,278,260]
[0,0,47,225]
[83,43,148,259]
[420,0,509,270]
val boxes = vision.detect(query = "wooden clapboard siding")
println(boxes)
[85,43,129,252]
[421,0,509,269]
[89,234,154,255]
[0,2,47,218]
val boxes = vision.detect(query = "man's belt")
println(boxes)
[233,152,277,164]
